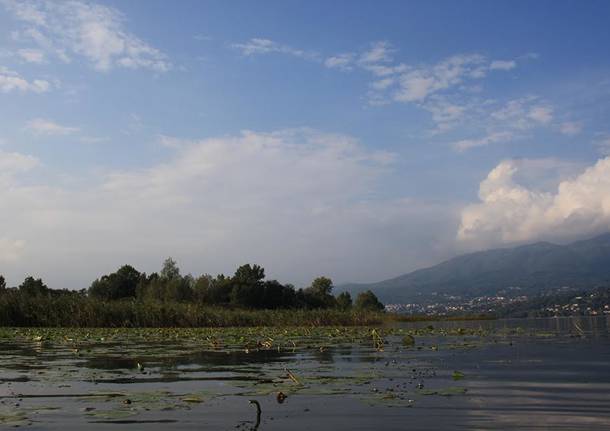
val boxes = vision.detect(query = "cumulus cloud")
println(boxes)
[232,38,319,61]
[0,66,50,93]
[0,128,456,288]
[26,118,79,135]
[458,156,610,247]
[2,0,170,72]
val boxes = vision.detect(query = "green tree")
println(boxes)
[303,276,336,308]
[354,290,384,311]
[164,276,193,302]
[233,264,265,285]
[19,276,49,296]
[89,265,142,300]
[261,280,297,309]
[0,275,6,292]
[230,264,266,308]
[160,257,181,280]
[310,276,333,296]
[207,274,232,304]
[192,274,213,303]
[336,291,352,310]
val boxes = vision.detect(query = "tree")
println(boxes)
[0,275,6,292]
[160,257,181,280]
[192,274,213,303]
[336,291,352,310]
[261,280,297,309]
[19,276,49,296]
[303,276,336,308]
[354,290,384,311]
[207,274,232,304]
[228,264,266,308]
[89,265,142,300]
[233,264,265,285]
[310,277,333,297]
[163,276,193,302]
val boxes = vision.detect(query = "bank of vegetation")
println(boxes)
[0,258,385,327]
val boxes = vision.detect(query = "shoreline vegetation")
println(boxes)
[0,294,494,328]
[0,257,493,328]
[0,257,390,328]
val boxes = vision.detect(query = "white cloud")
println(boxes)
[17,48,45,63]
[491,97,555,130]
[0,66,50,93]
[324,53,354,70]
[559,121,582,135]
[394,54,488,103]
[157,134,190,149]
[3,0,170,72]
[26,118,79,135]
[335,49,514,106]
[359,41,393,64]
[528,105,553,124]
[489,60,516,71]
[424,100,466,132]
[452,131,513,152]
[0,149,40,174]
[232,38,318,61]
[371,77,395,91]
[458,156,610,246]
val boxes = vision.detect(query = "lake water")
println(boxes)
[0,317,609,430]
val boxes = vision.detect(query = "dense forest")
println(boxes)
[0,258,385,327]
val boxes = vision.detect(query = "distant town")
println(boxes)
[385,286,610,317]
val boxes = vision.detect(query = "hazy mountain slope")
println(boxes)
[342,233,610,303]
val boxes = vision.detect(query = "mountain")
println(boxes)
[342,233,610,303]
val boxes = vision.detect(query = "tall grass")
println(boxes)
[0,292,385,327]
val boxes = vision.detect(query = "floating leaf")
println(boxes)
[452,371,465,380]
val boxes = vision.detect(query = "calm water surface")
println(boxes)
[0,317,609,430]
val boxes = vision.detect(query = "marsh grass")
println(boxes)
[0,294,386,327]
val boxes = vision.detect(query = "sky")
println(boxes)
[1,0,610,289]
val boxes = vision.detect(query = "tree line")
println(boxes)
[0,258,384,311]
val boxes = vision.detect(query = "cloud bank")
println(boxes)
[0,129,455,288]
[459,157,610,247]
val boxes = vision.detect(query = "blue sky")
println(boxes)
[1,0,610,289]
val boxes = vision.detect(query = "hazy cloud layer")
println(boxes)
[0,129,456,288]
[26,118,79,135]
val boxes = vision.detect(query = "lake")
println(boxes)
[1,317,609,430]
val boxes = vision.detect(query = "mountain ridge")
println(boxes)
[341,233,610,303]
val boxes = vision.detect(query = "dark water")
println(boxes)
[1,317,609,430]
